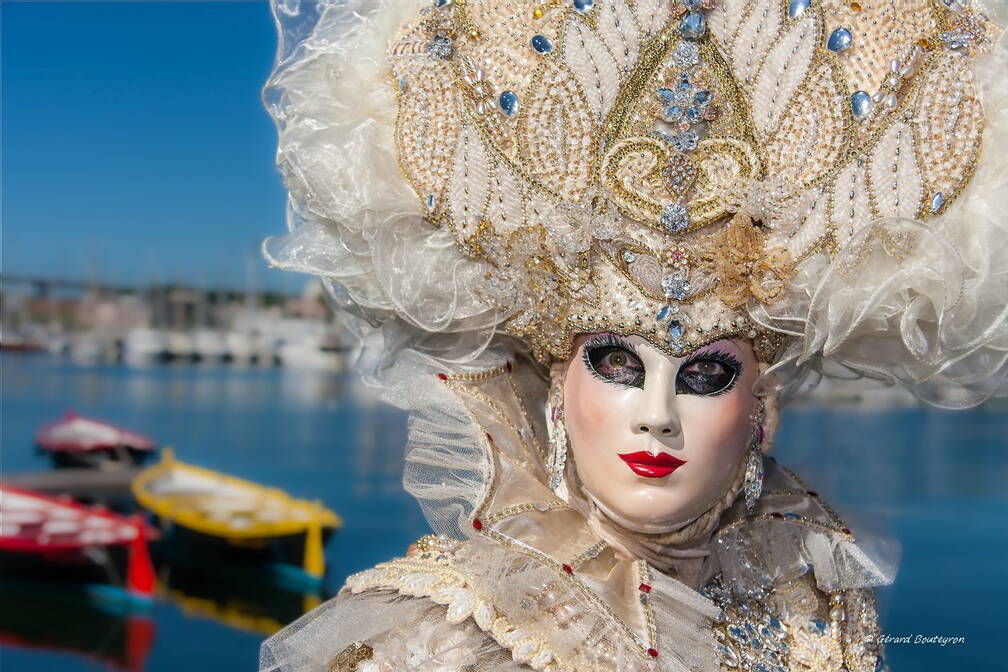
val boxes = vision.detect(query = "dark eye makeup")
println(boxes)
[582,333,645,388]
[676,349,742,396]
[581,334,742,397]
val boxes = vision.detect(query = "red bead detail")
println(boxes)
[437,373,448,381]
[647,648,659,658]
[472,519,483,530]
[806,490,819,497]
[771,512,784,519]
[638,583,652,593]
[562,563,573,574]
[505,361,512,372]
[841,527,852,535]
[757,426,765,444]
[486,432,494,443]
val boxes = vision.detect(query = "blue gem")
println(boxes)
[657,306,670,321]
[788,0,811,19]
[930,191,944,212]
[694,89,711,105]
[677,73,692,90]
[434,0,452,6]
[671,130,699,152]
[499,90,519,116]
[850,90,872,118]
[669,320,683,341]
[827,27,853,52]
[425,194,437,212]
[664,105,684,121]
[572,0,594,12]
[686,106,702,123]
[680,12,707,40]
[657,87,676,102]
[531,34,554,54]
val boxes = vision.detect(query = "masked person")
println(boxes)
[259,0,1007,670]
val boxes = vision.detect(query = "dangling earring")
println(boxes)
[546,367,568,492]
[744,399,766,514]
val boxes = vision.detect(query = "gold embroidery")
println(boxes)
[700,213,795,309]
[328,642,374,672]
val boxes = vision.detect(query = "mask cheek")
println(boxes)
[677,399,751,495]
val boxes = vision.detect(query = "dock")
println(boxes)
[5,468,139,501]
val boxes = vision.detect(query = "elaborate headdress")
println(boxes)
[265,0,1007,407]
[260,5,1004,668]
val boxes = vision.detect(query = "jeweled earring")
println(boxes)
[744,399,766,514]
[546,367,568,492]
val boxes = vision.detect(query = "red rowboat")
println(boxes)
[0,486,156,602]
[35,411,157,468]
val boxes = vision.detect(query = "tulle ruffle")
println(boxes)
[753,23,1008,407]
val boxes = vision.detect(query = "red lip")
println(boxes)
[617,451,687,479]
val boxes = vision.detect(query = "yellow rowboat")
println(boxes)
[131,450,340,587]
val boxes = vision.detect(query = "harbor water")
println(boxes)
[2,353,1005,671]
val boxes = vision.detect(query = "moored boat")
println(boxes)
[132,450,340,588]
[0,486,156,604]
[35,411,157,468]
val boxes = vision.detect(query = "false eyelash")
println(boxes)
[680,348,743,373]
[582,332,642,359]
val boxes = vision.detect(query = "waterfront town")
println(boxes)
[0,274,349,369]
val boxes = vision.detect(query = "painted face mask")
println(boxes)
[563,334,760,530]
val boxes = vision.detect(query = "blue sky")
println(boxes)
[2,1,301,292]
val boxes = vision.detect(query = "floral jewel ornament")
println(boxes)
[939,0,992,53]
[655,243,696,347]
[652,3,720,237]
[421,4,456,60]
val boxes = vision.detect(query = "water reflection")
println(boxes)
[2,354,1006,671]
[156,558,323,637]
[0,578,156,672]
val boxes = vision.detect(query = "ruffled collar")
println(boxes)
[379,358,898,670]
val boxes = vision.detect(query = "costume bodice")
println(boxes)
[261,362,895,672]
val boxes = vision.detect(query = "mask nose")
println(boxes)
[631,364,681,438]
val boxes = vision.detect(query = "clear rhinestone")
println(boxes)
[427,36,453,59]
[673,41,700,67]
[662,271,690,299]
[930,191,944,212]
[660,204,690,233]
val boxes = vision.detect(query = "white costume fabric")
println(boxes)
[258,0,1006,670]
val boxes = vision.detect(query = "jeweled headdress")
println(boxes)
[265,0,1007,406]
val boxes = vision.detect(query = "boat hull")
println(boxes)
[44,445,155,470]
[154,522,334,590]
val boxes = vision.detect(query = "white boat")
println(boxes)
[123,329,167,365]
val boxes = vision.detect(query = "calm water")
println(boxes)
[1,354,1005,671]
